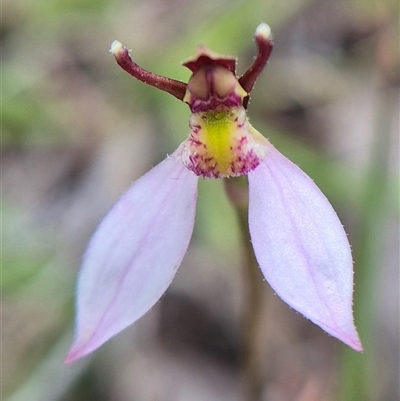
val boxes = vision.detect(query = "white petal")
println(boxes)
[66,153,198,363]
[248,146,362,350]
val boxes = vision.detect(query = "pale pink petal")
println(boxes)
[65,152,198,363]
[248,146,362,351]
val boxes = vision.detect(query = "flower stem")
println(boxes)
[224,177,266,401]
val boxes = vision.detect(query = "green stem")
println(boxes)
[224,177,266,401]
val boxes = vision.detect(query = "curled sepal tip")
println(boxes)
[109,40,124,57]
[255,23,272,40]
[239,23,274,107]
[109,40,187,101]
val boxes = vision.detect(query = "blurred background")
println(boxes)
[2,0,399,400]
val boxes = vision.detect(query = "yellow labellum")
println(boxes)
[182,107,266,178]
[200,110,238,173]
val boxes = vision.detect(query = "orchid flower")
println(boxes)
[65,23,362,363]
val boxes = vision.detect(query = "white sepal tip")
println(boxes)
[110,40,124,56]
[255,23,271,40]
